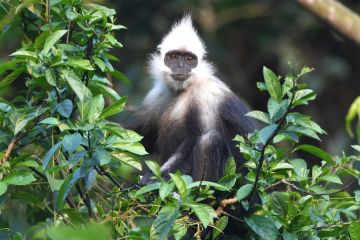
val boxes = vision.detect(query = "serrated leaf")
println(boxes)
[263,66,282,102]
[244,215,279,240]
[43,30,68,55]
[293,144,334,165]
[236,183,252,201]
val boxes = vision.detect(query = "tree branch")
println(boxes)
[297,0,360,45]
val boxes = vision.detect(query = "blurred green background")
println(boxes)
[1,0,359,155]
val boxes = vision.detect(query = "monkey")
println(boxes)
[128,16,258,184]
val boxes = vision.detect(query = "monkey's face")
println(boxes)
[164,50,198,82]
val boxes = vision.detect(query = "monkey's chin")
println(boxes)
[171,73,190,81]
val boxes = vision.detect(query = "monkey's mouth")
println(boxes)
[171,73,190,81]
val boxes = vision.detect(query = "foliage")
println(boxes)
[0,1,359,240]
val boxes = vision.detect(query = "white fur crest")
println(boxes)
[159,15,206,59]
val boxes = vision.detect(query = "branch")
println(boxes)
[280,178,356,196]
[297,0,360,45]
[1,137,17,164]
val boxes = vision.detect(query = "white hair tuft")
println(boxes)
[158,15,206,59]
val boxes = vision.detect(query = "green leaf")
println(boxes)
[57,167,88,209]
[271,192,290,215]
[43,30,68,55]
[188,181,229,191]
[236,183,252,201]
[100,96,127,119]
[87,94,105,123]
[348,222,360,240]
[293,144,334,165]
[40,117,60,125]
[319,175,343,185]
[93,56,106,71]
[151,204,179,240]
[159,182,174,200]
[111,70,131,87]
[10,50,38,60]
[268,98,289,121]
[289,159,308,178]
[346,97,360,137]
[111,142,147,155]
[3,171,36,185]
[63,69,91,102]
[135,182,161,196]
[293,89,316,106]
[43,141,62,169]
[93,148,111,165]
[187,203,217,228]
[246,110,271,124]
[0,68,25,89]
[283,232,298,240]
[298,66,314,77]
[46,173,64,192]
[170,173,188,199]
[212,216,228,240]
[258,124,278,145]
[145,160,161,179]
[263,66,282,102]
[56,99,73,118]
[244,215,279,240]
[112,152,142,170]
[65,59,94,70]
[0,182,7,196]
[351,145,360,152]
[224,157,236,176]
[62,133,82,153]
[45,68,57,86]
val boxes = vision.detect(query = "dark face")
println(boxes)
[164,50,198,81]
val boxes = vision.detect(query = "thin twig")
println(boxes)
[1,137,17,164]
[280,179,356,196]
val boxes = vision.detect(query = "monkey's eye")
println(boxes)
[168,54,177,62]
[185,55,193,63]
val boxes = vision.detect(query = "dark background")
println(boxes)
[1,0,359,156]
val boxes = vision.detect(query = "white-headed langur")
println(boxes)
[129,16,258,184]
